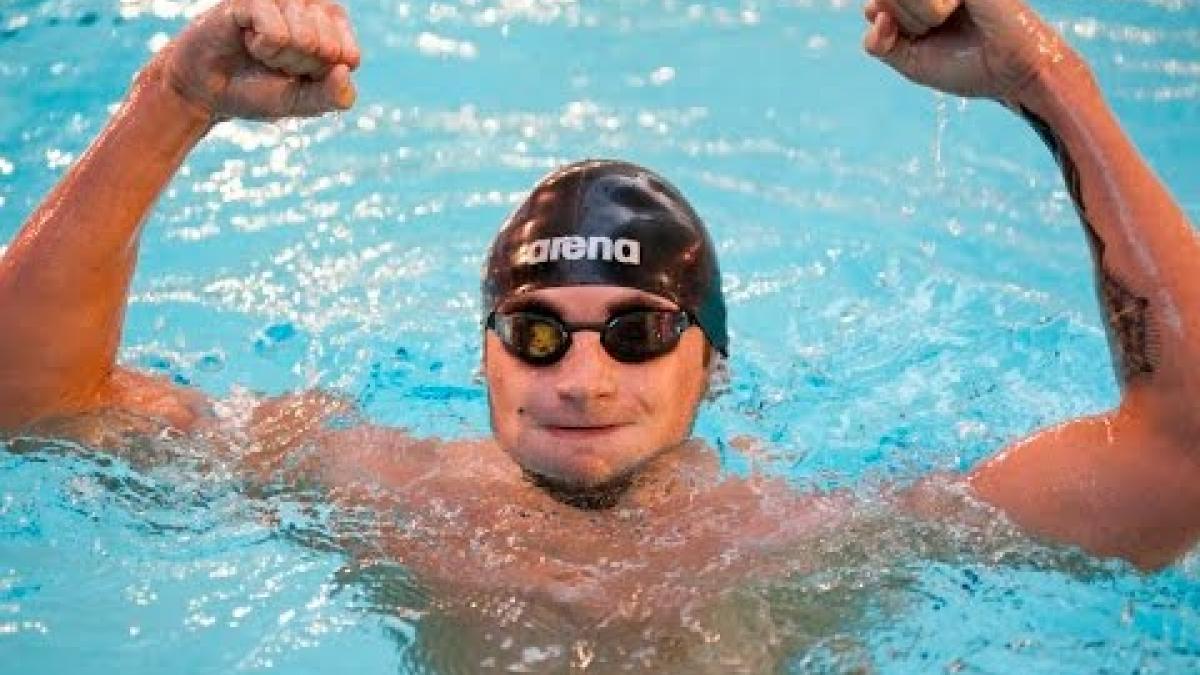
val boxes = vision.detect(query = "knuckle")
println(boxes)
[323,3,348,21]
[310,41,336,63]
[320,39,342,61]
[291,28,318,53]
[258,29,288,49]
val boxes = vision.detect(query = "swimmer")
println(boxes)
[1,0,1198,647]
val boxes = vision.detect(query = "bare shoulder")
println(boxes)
[95,371,506,494]
[10,367,215,446]
[98,367,214,431]
[307,424,513,501]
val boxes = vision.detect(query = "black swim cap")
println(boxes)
[482,159,728,356]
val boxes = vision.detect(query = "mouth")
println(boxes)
[541,424,626,439]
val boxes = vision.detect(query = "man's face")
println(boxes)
[484,285,710,488]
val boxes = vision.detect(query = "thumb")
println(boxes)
[864,11,923,83]
[287,63,357,116]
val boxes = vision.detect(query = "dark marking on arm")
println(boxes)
[1019,106,1159,385]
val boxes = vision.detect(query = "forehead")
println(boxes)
[500,285,678,319]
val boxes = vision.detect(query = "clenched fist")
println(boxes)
[147,0,361,122]
[862,0,1085,102]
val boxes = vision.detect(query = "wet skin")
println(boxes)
[483,286,712,494]
[2,3,1200,663]
[244,284,852,620]
[304,427,869,671]
[311,428,848,618]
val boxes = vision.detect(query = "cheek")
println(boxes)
[484,336,557,445]
[484,337,523,436]
[634,332,708,430]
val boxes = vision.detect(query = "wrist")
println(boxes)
[131,57,218,137]
[1002,49,1100,118]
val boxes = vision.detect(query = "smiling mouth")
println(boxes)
[542,424,624,438]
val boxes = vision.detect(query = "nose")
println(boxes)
[553,330,618,405]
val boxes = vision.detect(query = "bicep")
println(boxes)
[967,407,1200,570]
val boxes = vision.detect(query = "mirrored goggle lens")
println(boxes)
[496,313,570,364]
[491,310,689,365]
[601,311,688,363]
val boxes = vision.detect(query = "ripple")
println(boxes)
[3,0,1198,671]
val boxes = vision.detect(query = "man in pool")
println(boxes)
[0,0,1197,616]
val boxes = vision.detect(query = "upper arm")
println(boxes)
[6,367,215,446]
[967,402,1200,570]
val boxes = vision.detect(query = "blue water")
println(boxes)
[2,0,1200,672]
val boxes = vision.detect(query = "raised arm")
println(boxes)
[0,0,359,429]
[863,0,1200,568]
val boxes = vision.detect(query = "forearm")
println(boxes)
[0,62,211,426]
[1012,60,1200,433]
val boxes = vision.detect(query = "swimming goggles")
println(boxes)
[486,309,694,366]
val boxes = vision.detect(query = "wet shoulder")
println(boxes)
[317,428,522,502]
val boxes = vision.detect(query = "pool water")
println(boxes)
[2,0,1200,672]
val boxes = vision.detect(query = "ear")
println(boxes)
[477,329,489,384]
[703,350,729,403]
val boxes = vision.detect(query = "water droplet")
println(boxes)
[264,322,296,342]
[196,353,225,372]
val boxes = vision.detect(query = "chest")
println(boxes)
[369,472,825,619]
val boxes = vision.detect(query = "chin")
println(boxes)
[519,449,620,486]
[507,436,642,489]
[518,456,641,510]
